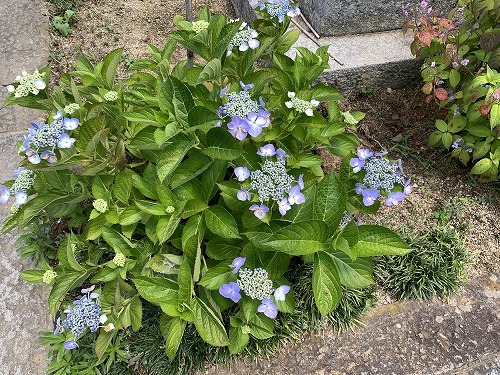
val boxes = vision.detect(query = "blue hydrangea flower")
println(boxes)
[258,0,300,22]
[63,340,79,350]
[230,257,246,274]
[234,166,250,181]
[350,157,365,173]
[404,179,412,195]
[273,285,290,301]
[0,186,10,203]
[219,282,242,303]
[361,189,380,206]
[257,144,276,157]
[385,191,405,206]
[278,197,291,215]
[15,191,28,205]
[288,185,305,205]
[276,148,290,161]
[246,110,271,137]
[249,204,269,219]
[258,298,278,318]
[57,133,75,148]
[228,117,249,140]
[227,23,260,56]
[357,148,373,160]
[237,187,252,201]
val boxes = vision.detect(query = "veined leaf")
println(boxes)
[202,127,241,160]
[312,252,341,316]
[204,206,241,239]
[350,225,412,258]
[191,297,229,346]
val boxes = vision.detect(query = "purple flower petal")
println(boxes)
[288,185,305,205]
[276,148,290,162]
[230,257,246,274]
[386,192,405,206]
[239,81,254,90]
[219,282,242,303]
[237,187,252,201]
[354,183,366,195]
[257,298,278,319]
[64,340,79,350]
[63,117,79,130]
[257,144,276,157]
[57,133,75,149]
[249,204,269,219]
[14,191,28,205]
[234,166,250,182]
[0,186,11,203]
[227,117,249,141]
[349,158,364,173]
[361,189,380,206]
[356,148,373,160]
[404,179,412,195]
[278,197,291,215]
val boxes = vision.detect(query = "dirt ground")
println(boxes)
[46,0,498,283]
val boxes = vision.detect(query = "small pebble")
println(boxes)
[436,316,444,323]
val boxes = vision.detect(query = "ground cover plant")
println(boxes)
[403,0,500,181]
[0,3,418,374]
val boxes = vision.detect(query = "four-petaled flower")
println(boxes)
[278,197,291,215]
[257,144,276,157]
[361,189,380,206]
[219,282,242,303]
[287,185,305,205]
[230,257,246,274]
[385,191,405,206]
[64,340,79,350]
[350,157,365,173]
[274,285,290,301]
[234,166,250,181]
[257,298,278,319]
[227,117,249,140]
[237,187,252,201]
[249,204,269,219]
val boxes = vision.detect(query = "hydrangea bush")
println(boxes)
[403,0,500,181]
[2,4,411,371]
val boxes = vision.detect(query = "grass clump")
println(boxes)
[374,226,470,300]
[109,261,376,375]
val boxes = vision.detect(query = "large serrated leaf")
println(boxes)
[101,48,123,88]
[202,127,242,160]
[204,206,241,239]
[326,250,373,288]
[191,297,229,346]
[197,58,221,83]
[164,316,187,359]
[312,252,342,316]
[350,225,412,258]
[157,139,194,183]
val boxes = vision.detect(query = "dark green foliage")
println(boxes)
[374,227,470,299]
[108,261,376,375]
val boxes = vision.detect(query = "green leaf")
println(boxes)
[48,270,90,316]
[350,225,412,258]
[490,104,499,130]
[95,330,116,360]
[470,158,493,174]
[19,269,45,284]
[197,58,221,83]
[246,221,329,255]
[198,262,235,289]
[205,238,241,260]
[129,296,143,331]
[156,209,183,244]
[327,250,373,288]
[136,200,168,215]
[132,277,180,316]
[113,169,134,204]
[164,316,187,359]
[289,173,345,231]
[202,127,242,160]
[119,205,144,226]
[449,69,460,89]
[204,206,241,239]
[101,48,123,88]
[191,297,229,346]
[435,119,448,132]
[228,327,250,354]
[187,106,221,130]
[313,252,342,316]
[442,132,453,148]
[157,139,194,183]
[58,234,85,271]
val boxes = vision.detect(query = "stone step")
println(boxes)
[288,28,422,94]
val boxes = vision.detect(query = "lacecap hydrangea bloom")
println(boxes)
[219,257,290,319]
[350,148,412,207]
[285,92,319,116]
[234,144,305,219]
[256,0,300,22]
[217,82,270,140]
[227,21,259,56]
[21,110,79,164]
[6,69,46,98]
[53,285,114,350]
[0,167,35,206]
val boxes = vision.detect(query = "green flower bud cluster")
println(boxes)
[10,70,46,98]
[104,91,118,102]
[192,20,209,33]
[43,269,57,284]
[113,252,126,267]
[93,199,108,213]
[64,103,80,115]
